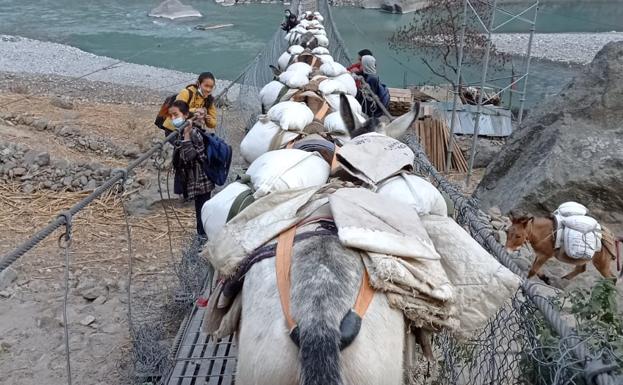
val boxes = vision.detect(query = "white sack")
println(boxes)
[319,74,356,96]
[421,215,522,340]
[562,215,602,259]
[259,81,288,111]
[288,45,305,55]
[554,201,588,217]
[320,61,347,77]
[201,182,251,241]
[278,70,309,89]
[325,94,364,117]
[377,173,447,217]
[246,149,330,198]
[240,119,300,163]
[316,35,329,47]
[267,101,314,131]
[286,62,312,75]
[323,111,366,136]
[278,52,293,71]
[317,54,334,64]
[312,47,330,55]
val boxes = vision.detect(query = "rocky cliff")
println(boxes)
[474,41,623,228]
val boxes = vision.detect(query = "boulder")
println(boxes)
[475,42,623,226]
[456,136,504,169]
[148,0,202,19]
[23,150,50,167]
[50,96,74,110]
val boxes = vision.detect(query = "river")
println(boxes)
[1,0,622,106]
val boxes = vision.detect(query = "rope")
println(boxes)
[57,211,73,385]
[154,147,175,261]
[0,131,178,273]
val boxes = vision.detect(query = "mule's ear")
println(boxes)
[383,101,420,139]
[339,92,358,136]
[269,65,281,78]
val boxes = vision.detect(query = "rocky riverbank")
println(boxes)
[491,32,623,65]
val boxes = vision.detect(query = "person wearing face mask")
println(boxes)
[169,100,214,238]
[162,72,217,133]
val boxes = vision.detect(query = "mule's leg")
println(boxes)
[561,264,586,280]
[528,253,551,284]
[592,251,617,282]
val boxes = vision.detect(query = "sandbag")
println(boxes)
[201,182,252,240]
[562,215,602,259]
[554,201,588,217]
[316,34,329,47]
[278,70,310,89]
[317,54,334,64]
[319,74,357,96]
[420,215,522,340]
[286,62,312,76]
[325,94,364,117]
[324,111,367,136]
[313,12,324,22]
[320,61,347,77]
[278,52,293,71]
[240,119,300,163]
[288,45,305,55]
[267,101,314,131]
[377,173,447,217]
[259,81,288,110]
[312,47,330,55]
[246,149,331,198]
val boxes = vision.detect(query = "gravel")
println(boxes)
[0,34,232,98]
[491,32,623,64]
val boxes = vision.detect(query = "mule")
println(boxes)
[505,213,617,284]
[235,94,420,385]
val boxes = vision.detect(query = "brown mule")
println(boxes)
[506,214,618,284]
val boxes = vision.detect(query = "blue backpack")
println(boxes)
[199,132,232,186]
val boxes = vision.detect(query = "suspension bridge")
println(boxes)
[0,0,621,384]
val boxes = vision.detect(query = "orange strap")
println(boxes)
[275,225,374,332]
[276,226,298,331]
[330,145,340,173]
[314,101,330,122]
[353,268,374,317]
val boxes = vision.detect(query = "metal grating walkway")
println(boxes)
[165,298,237,385]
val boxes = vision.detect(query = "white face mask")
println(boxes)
[172,117,185,128]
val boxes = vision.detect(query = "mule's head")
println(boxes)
[505,211,534,251]
[338,93,419,139]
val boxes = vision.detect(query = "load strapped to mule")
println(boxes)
[553,201,604,260]
[197,11,521,384]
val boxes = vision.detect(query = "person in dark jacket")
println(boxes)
[170,100,214,238]
[357,55,390,118]
[281,9,298,32]
[347,49,373,90]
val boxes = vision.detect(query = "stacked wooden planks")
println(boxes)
[388,87,413,116]
[413,117,468,173]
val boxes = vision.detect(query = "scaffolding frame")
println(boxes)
[444,0,539,185]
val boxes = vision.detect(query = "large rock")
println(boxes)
[148,0,202,19]
[474,42,623,226]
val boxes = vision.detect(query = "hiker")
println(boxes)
[281,9,298,32]
[170,100,214,238]
[347,49,373,90]
[357,55,390,118]
[162,72,217,133]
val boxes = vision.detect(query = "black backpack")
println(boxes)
[154,85,197,131]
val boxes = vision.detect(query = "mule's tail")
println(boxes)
[298,320,342,385]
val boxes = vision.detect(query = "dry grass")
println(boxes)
[0,182,195,279]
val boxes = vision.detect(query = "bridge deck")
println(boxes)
[166,296,237,385]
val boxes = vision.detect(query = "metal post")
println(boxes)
[466,0,498,186]
[517,0,538,124]
[445,0,469,172]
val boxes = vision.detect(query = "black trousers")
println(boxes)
[194,192,212,237]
